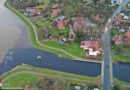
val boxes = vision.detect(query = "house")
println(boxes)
[82,36,98,41]
[116,14,123,19]
[55,16,65,22]
[114,19,121,25]
[68,24,75,41]
[75,86,81,90]
[95,13,102,21]
[111,0,124,4]
[80,40,102,56]
[119,26,130,32]
[57,20,68,29]
[114,35,123,45]
[52,4,58,8]
[72,17,86,32]
[60,3,64,8]
[25,7,45,16]
[51,10,58,17]
[26,7,40,16]
[125,32,130,42]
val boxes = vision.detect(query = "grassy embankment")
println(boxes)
[1,64,96,88]
[4,0,75,60]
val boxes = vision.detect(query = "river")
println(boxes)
[0,0,130,84]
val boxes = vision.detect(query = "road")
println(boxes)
[102,0,130,90]
[2,71,94,84]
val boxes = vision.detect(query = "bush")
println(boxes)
[113,85,120,90]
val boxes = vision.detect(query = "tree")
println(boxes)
[113,85,120,90]
[74,31,82,43]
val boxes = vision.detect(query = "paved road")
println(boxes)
[102,0,130,90]
[2,71,94,84]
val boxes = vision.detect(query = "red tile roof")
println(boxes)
[60,3,64,7]
[95,13,101,20]
[115,35,123,41]
[126,32,130,38]
[79,17,85,24]
[52,4,58,8]
[125,32,130,42]
[57,20,68,29]
[51,10,58,17]
[74,22,81,31]
[116,14,123,19]
[26,7,40,15]
[62,20,68,26]
[114,19,121,25]
[83,41,101,52]
[57,21,65,29]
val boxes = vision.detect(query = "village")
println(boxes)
[111,3,130,59]
[9,0,118,60]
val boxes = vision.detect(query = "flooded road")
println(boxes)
[0,0,32,63]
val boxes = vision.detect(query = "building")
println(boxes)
[60,3,64,8]
[68,24,75,41]
[125,32,130,42]
[51,10,58,17]
[72,17,86,32]
[111,0,124,4]
[55,16,65,22]
[57,20,68,29]
[25,7,45,16]
[114,35,123,45]
[80,40,102,56]
[52,4,58,8]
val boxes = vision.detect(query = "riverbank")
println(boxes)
[5,0,102,63]
[113,56,130,63]
[1,64,97,88]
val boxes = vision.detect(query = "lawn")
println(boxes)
[113,56,130,63]
[42,41,86,57]
[35,18,52,27]
[114,78,130,86]
[36,0,50,8]
[3,73,39,88]
[1,64,96,88]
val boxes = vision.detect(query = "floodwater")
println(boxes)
[0,0,32,63]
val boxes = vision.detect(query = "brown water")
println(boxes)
[0,0,32,63]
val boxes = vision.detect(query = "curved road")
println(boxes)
[102,0,130,90]
[2,71,94,84]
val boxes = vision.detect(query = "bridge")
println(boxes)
[101,0,130,90]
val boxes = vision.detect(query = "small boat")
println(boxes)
[37,56,42,60]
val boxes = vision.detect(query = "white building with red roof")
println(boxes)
[114,35,123,45]
[52,4,58,8]
[80,41,102,56]
[125,32,130,42]
[51,10,58,17]
[57,20,68,29]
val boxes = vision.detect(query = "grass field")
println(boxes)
[1,64,96,88]
[42,41,86,57]
[113,56,130,63]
